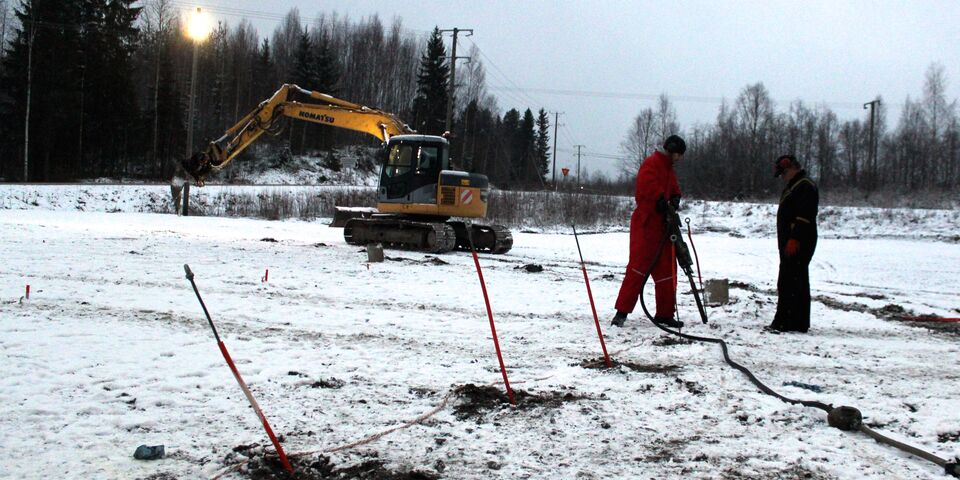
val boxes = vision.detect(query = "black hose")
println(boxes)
[633,219,957,476]
[635,229,830,411]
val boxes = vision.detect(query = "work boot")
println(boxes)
[611,311,628,327]
[652,316,684,329]
[764,321,786,333]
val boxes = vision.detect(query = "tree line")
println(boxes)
[0,1,552,188]
[5,1,954,201]
[618,64,959,199]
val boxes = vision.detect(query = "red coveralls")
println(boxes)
[615,150,681,318]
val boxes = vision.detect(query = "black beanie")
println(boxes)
[663,135,686,155]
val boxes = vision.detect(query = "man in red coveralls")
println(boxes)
[611,135,686,328]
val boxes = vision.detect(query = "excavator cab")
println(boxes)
[379,135,448,204]
[373,135,492,221]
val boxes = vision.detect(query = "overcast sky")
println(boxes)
[187,0,960,177]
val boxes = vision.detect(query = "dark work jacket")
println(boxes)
[777,170,819,259]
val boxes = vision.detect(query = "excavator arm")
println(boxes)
[182,84,414,184]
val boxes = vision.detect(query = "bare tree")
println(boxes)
[813,107,838,187]
[783,100,816,169]
[656,94,679,140]
[271,8,302,84]
[459,44,487,115]
[946,117,960,188]
[618,108,658,175]
[0,0,9,69]
[734,82,775,192]
[142,0,175,174]
[229,19,257,119]
[922,62,957,187]
[893,97,926,189]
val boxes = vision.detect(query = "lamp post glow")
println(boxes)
[185,7,211,160]
[177,7,212,217]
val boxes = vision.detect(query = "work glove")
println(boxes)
[669,195,681,210]
[785,239,800,257]
[655,195,668,214]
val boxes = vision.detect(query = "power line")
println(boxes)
[464,37,554,111]
[557,147,624,161]
[559,122,582,150]
[489,85,904,110]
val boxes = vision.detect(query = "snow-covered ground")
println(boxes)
[1,188,959,479]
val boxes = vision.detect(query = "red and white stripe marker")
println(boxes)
[460,189,474,206]
[184,265,294,476]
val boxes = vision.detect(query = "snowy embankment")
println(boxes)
[0,187,958,479]
[2,184,959,242]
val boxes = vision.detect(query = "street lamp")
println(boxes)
[178,7,211,216]
[185,7,212,159]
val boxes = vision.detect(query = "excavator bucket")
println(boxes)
[181,152,212,185]
[330,206,378,227]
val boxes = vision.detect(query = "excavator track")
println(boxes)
[449,222,514,254]
[343,217,457,254]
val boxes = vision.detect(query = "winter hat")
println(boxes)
[774,154,799,177]
[663,135,686,155]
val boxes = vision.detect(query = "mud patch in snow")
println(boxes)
[451,384,587,421]
[227,445,438,480]
[939,431,960,444]
[578,357,681,374]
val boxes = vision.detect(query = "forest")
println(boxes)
[1,0,957,202]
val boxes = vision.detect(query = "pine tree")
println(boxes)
[292,32,318,88]
[513,108,536,184]
[312,30,340,151]
[0,0,84,180]
[410,27,449,135]
[535,108,551,183]
[290,32,318,153]
[314,31,339,94]
[81,0,142,177]
[499,108,519,184]
[252,38,277,100]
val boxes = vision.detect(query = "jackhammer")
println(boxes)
[663,201,708,324]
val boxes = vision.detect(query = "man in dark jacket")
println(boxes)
[611,135,686,328]
[768,154,819,333]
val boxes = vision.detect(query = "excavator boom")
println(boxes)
[182,84,412,184]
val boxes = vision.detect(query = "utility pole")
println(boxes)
[864,98,881,189]
[181,7,211,216]
[440,27,473,134]
[551,111,563,190]
[23,14,36,182]
[574,144,585,191]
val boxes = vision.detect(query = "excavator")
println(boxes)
[182,84,512,254]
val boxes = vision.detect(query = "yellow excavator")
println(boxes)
[182,84,512,254]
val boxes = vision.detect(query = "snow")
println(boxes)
[1,186,959,479]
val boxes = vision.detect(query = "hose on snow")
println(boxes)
[633,208,959,477]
